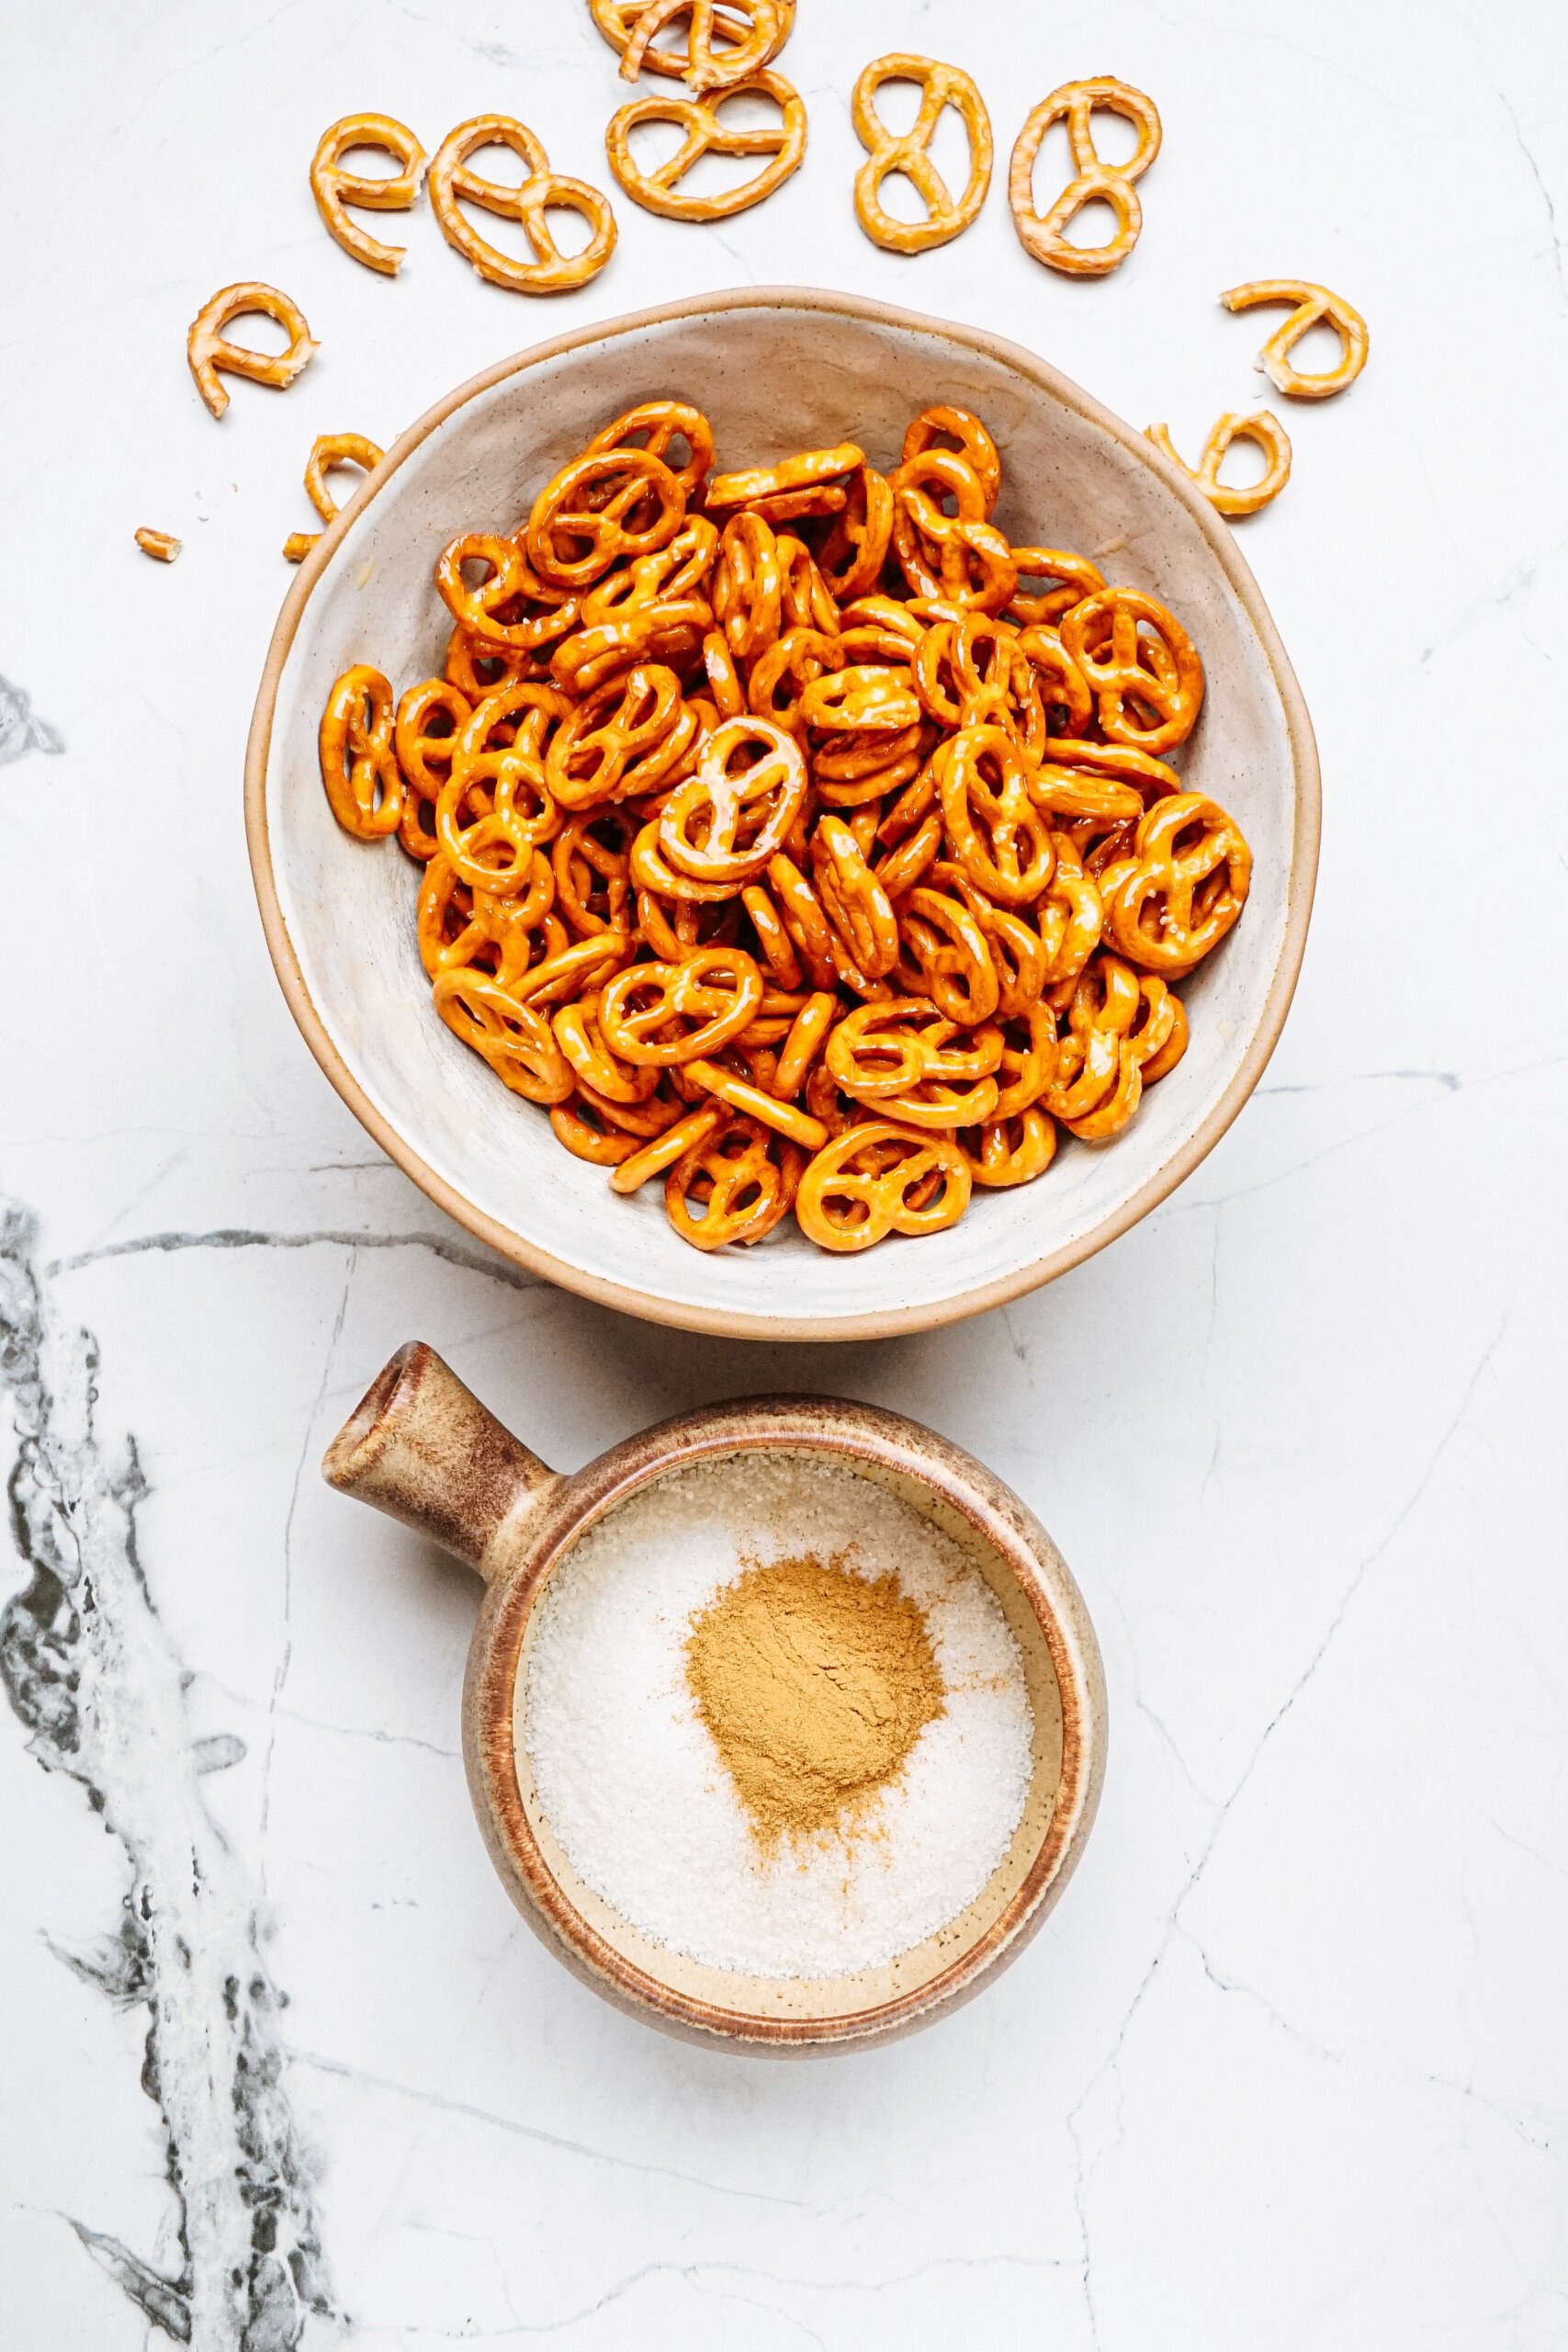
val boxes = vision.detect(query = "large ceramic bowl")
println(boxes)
[246,288,1319,1340]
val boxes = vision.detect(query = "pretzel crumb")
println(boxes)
[135,527,181,562]
[356,559,376,587]
[1094,535,1128,558]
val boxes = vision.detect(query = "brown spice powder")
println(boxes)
[684,1553,946,1848]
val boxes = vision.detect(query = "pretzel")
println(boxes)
[941,725,1056,905]
[320,667,401,838]
[527,448,685,589]
[796,1122,970,1251]
[1009,78,1161,277]
[283,432,385,561]
[606,70,807,220]
[852,54,993,254]
[1100,792,1251,975]
[1222,280,1369,400]
[134,527,180,562]
[429,116,617,294]
[586,401,716,499]
[186,282,317,419]
[598,944,764,1063]
[319,393,1248,1256]
[591,0,792,90]
[902,407,1001,517]
[1058,585,1204,754]
[1146,413,1292,518]
[310,114,427,275]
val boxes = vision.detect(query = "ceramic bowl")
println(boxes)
[323,1341,1106,2052]
[247,288,1319,1340]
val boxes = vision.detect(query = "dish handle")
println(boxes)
[322,1340,561,1580]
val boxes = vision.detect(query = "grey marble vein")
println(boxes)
[0,671,62,764]
[0,1202,335,2349]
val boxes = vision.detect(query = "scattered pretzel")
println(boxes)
[1145,412,1292,517]
[1009,78,1161,277]
[851,54,993,254]
[429,115,617,293]
[1221,280,1369,399]
[186,282,318,420]
[315,396,1252,1255]
[283,432,387,561]
[134,528,181,562]
[605,70,807,220]
[310,113,428,274]
[589,0,794,91]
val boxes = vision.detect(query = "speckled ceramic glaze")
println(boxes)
[323,1343,1107,2052]
[250,288,1318,1340]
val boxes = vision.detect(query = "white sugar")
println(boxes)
[520,1453,1034,1979]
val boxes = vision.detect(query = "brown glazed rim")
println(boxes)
[461,1396,1107,2052]
[244,285,1322,1341]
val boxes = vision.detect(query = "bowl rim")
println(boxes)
[460,1394,1108,2052]
[244,284,1321,1341]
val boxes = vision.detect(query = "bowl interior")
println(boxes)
[508,1446,1066,2027]
[257,291,1311,1336]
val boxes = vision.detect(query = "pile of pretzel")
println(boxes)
[318,399,1251,1255]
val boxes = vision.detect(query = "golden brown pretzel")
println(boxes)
[186,282,318,419]
[795,1121,971,1251]
[1009,78,1161,277]
[283,432,386,561]
[1145,413,1292,518]
[1222,280,1369,399]
[851,54,993,254]
[591,0,792,90]
[310,113,427,274]
[429,116,617,293]
[605,70,807,220]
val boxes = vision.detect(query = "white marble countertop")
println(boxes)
[4,2,1565,2345]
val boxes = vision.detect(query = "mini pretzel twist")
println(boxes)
[320,666,402,838]
[852,54,993,254]
[1145,413,1292,518]
[606,70,807,220]
[1101,792,1251,975]
[1222,280,1369,399]
[310,113,427,274]
[1058,585,1204,754]
[283,432,386,561]
[1009,79,1161,278]
[429,116,617,294]
[186,282,318,419]
[795,1122,971,1251]
[590,0,793,91]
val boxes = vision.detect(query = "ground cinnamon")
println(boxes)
[684,1552,946,1847]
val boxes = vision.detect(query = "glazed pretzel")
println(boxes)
[665,1110,805,1247]
[527,448,685,589]
[283,432,385,561]
[795,1122,971,1252]
[590,0,792,90]
[320,666,401,838]
[1222,280,1369,399]
[606,70,807,220]
[1145,413,1292,518]
[429,116,617,294]
[435,534,581,653]
[658,716,807,883]
[852,55,993,254]
[432,969,574,1102]
[310,113,427,274]
[707,443,862,515]
[585,401,716,499]
[186,282,317,419]
[1058,585,1205,754]
[1009,78,1161,277]
[1101,792,1251,975]
[902,406,1001,517]
[598,944,765,1064]
[940,725,1057,905]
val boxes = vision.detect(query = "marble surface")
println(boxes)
[2,1,1565,2345]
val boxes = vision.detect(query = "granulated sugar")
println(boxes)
[521,1453,1033,1979]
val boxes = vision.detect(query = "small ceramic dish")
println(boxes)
[323,1342,1106,2053]
[248,288,1319,1340]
